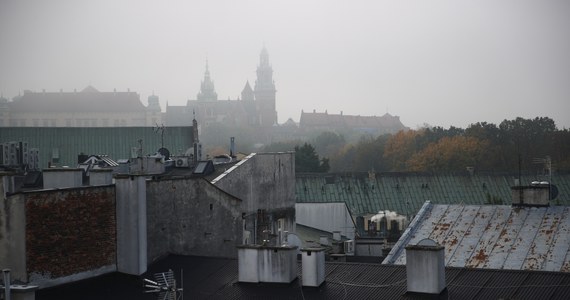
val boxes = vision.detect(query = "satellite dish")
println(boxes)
[417,238,438,247]
[158,148,170,160]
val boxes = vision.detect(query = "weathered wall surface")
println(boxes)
[23,186,116,286]
[211,152,296,245]
[0,174,27,282]
[115,175,147,275]
[212,152,296,212]
[146,178,242,262]
[296,203,356,240]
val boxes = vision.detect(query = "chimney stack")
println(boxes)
[405,239,446,295]
[511,182,550,207]
[301,247,326,287]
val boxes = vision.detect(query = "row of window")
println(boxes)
[0,118,152,127]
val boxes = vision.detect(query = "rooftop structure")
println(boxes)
[384,201,570,272]
[1,126,194,168]
[36,254,570,300]
[296,172,570,217]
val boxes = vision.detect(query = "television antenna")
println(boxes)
[143,269,183,300]
[154,123,166,149]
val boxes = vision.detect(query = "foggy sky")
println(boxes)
[1,0,569,129]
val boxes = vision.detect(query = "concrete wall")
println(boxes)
[212,152,295,212]
[296,203,355,240]
[115,175,147,275]
[129,157,165,175]
[42,168,83,189]
[146,178,242,262]
[0,174,27,282]
[89,168,113,186]
[211,152,296,245]
[512,185,550,206]
[237,245,298,283]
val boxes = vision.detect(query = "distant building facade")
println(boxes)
[299,110,407,135]
[0,86,161,127]
[164,47,277,128]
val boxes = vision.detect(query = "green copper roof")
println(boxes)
[296,172,570,216]
[1,127,194,168]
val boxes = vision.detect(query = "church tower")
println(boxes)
[254,47,277,126]
[197,61,218,101]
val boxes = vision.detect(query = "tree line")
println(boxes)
[263,117,570,173]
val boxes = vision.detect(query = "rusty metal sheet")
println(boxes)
[388,203,570,272]
[443,205,481,264]
[448,205,496,267]
[393,204,449,265]
[543,207,570,272]
[502,207,546,270]
[523,206,564,270]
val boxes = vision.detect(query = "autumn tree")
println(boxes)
[383,130,423,171]
[406,136,490,172]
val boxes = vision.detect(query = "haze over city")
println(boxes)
[1,0,569,129]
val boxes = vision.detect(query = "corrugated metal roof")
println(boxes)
[384,202,570,272]
[1,127,194,168]
[296,173,570,216]
[38,255,570,300]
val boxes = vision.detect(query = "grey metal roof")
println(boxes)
[37,255,570,300]
[1,126,194,168]
[383,201,570,272]
[296,172,570,216]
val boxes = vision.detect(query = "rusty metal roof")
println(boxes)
[383,201,570,272]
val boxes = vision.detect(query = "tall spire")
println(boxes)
[254,46,277,126]
[255,46,275,92]
[197,60,218,101]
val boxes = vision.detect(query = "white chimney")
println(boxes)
[405,239,446,295]
[301,247,326,287]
